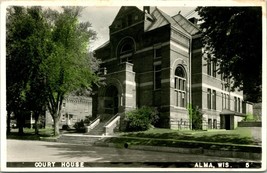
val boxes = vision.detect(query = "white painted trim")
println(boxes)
[102,57,117,63]
[102,41,170,63]
[161,79,170,83]
[139,81,153,87]
[192,83,243,98]
[153,61,162,65]
[103,70,135,76]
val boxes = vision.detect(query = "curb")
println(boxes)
[94,141,261,161]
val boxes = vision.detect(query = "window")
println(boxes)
[227,94,230,109]
[154,46,162,59]
[121,43,133,54]
[234,97,237,111]
[207,89,211,109]
[224,93,227,109]
[212,90,216,110]
[221,93,224,109]
[212,61,216,77]
[127,14,132,26]
[213,119,217,129]
[120,42,134,63]
[174,66,186,107]
[154,64,161,89]
[208,118,212,129]
[238,98,241,112]
[207,60,211,75]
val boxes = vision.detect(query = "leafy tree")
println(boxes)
[196,7,262,102]
[42,7,98,136]
[24,7,52,135]
[6,6,98,136]
[6,6,49,135]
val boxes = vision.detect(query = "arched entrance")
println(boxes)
[104,85,119,114]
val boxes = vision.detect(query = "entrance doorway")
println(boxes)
[225,115,230,130]
[104,85,119,114]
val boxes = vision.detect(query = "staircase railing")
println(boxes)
[104,113,120,135]
[85,115,100,133]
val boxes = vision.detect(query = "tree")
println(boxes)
[6,6,98,136]
[42,7,98,136]
[196,7,262,102]
[6,6,49,135]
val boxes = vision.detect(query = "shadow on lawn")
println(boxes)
[124,132,256,145]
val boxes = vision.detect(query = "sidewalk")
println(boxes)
[50,133,262,161]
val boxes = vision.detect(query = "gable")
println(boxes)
[145,8,192,37]
[110,6,144,33]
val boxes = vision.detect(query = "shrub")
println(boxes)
[73,120,86,133]
[188,105,203,130]
[62,125,70,130]
[125,106,159,132]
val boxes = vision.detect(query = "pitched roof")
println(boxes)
[145,7,200,37]
[146,7,190,36]
[94,40,110,52]
[172,13,200,35]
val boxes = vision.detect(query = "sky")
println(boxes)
[77,6,197,50]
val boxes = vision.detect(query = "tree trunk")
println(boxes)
[53,115,60,136]
[16,111,24,135]
[34,111,39,135]
[6,111,11,135]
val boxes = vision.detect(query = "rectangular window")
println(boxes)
[181,92,185,107]
[154,64,161,89]
[207,60,211,76]
[212,90,216,110]
[207,89,211,109]
[234,97,237,111]
[127,14,132,26]
[222,93,224,109]
[240,98,241,112]
[208,118,212,129]
[224,93,227,109]
[227,94,230,109]
[213,119,217,129]
[175,90,179,106]
[212,61,217,77]
[154,47,162,59]
[175,78,178,89]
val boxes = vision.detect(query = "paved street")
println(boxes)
[6,139,257,164]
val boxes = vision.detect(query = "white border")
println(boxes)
[1,0,266,172]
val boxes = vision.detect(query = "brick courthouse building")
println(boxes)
[92,6,246,130]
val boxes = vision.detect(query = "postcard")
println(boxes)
[1,0,266,172]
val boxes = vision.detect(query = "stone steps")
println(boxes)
[57,134,103,145]
[87,114,114,135]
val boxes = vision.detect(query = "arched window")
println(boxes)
[118,39,135,63]
[174,66,186,108]
[120,43,133,54]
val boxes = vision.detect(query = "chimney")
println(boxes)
[143,6,150,14]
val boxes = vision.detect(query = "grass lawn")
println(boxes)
[7,127,56,140]
[119,127,260,145]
